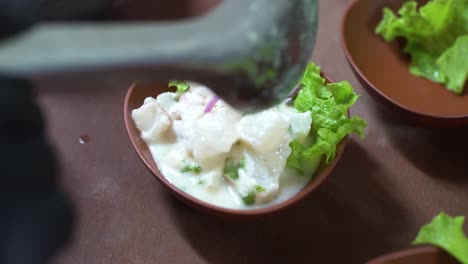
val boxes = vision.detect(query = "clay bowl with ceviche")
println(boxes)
[124,67,365,220]
[341,0,468,127]
[366,246,459,264]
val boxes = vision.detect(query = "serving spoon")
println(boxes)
[0,0,318,111]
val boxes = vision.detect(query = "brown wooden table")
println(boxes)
[40,0,468,263]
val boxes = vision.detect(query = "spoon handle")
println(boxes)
[0,0,318,111]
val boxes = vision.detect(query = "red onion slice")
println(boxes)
[204,96,220,113]
[288,84,302,99]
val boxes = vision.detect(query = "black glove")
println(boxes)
[0,0,43,40]
[0,1,76,262]
[0,1,126,262]
[0,77,74,264]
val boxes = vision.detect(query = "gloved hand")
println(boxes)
[0,1,86,263]
[0,1,199,262]
[0,0,40,39]
[0,79,74,264]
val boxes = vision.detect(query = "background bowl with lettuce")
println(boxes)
[342,0,468,127]
[124,63,366,219]
[367,212,467,264]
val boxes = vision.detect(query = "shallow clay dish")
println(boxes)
[367,246,459,264]
[342,0,468,127]
[124,74,348,219]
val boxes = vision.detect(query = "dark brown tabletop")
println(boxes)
[40,0,468,263]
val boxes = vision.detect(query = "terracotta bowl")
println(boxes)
[123,74,349,219]
[367,246,459,264]
[341,0,468,127]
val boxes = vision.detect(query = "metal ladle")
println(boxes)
[0,0,318,111]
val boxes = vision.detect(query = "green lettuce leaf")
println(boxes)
[286,140,307,172]
[286,63,366,174]
[437,35,468,93]
[413,212,468,263]
[375,0,468,94]
[286,140,322,176]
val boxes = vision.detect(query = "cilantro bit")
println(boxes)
[242,191,256,205]
[239,158,246,169]
[181,163,202,174]
[224,158,246,180]
[169,80,190,99]
[254,185,265,192]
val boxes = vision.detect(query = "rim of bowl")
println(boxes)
[366,246,448,264]
[340,0,468,124]
[123,73,349,218]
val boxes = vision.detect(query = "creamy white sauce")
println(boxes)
[132,82,320,209]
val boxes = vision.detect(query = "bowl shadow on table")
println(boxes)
[165,140,411,264]
[379,114,468,182]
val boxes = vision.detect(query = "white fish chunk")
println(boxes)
[193,103,241,163]
[279,105,312,144]
[237,108,290,154]
[132,99,171,143]
[156,92,177,112]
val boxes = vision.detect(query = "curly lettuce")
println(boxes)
[375,0,468,94]
[413,212,468,263]
[286,63,366,175]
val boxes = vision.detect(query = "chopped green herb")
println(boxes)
[181,163,202,174]
[169,80,190,99]
[224,158,246,180]
[242,191,256,205]
[198,180,205,185]
[239,158,246,169]
[254,185,265,192]
[224,162,238,180]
